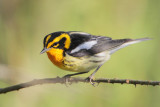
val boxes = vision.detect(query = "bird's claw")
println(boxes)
[85,76,99,87]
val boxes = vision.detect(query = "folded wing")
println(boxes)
[67,32,150,57]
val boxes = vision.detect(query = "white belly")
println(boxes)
[63,51,110,72]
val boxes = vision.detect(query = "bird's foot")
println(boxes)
[85,76,98,87]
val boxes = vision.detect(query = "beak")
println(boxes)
[40,47,51,54]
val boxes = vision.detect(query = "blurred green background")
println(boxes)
[0,0,160,107]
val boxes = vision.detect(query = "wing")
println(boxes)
[66,31,149,57]
[68,39,132,57]
[67,31,111,51]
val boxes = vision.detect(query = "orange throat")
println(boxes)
[47,48,64,67]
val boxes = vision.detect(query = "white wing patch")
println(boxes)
[71,41,97,54]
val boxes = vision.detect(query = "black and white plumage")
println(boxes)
[66,31,150,57]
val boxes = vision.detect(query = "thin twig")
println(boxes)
[0,77,160,94]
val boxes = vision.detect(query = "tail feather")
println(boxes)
[134,38,152,42]
[109,38,151,54]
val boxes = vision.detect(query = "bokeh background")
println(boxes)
[0,0,160,107]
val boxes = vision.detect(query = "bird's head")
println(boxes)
[40,31,71,54]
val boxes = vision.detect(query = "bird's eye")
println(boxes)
[51,42,59,47]
[53,42,58,46]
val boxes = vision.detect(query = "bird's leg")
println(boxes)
[63,72,88,78]
[86,64,103,86]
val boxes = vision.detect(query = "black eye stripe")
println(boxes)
[52,42,58,47]
[49,37,66,48]
[56,37,67,49]
[59,37,66,43]
[47,36,66,47]
[54,42,58,45]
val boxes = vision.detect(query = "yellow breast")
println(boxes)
[47,48,64,68]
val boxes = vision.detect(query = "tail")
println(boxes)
[109,38,151,54]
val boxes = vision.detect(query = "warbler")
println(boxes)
[40,31,150,85]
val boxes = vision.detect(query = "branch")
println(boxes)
[0,77,160,94]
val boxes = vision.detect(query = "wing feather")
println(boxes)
[67,32,150,57]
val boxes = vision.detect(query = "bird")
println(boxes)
[40,31,150,85]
